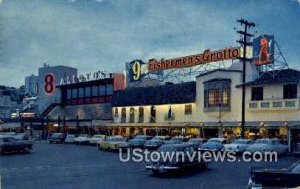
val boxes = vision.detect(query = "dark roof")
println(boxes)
[113,82,196,107]
[237,69,300,87]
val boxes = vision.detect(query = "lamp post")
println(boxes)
[285,122,291,153]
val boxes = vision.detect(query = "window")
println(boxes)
[150,106,156,123]
[129,107,135,123]
[114,108,118,116]
[72,88,78,99]
[121,108,126,123]
[185,104,192,115]
[85,87,91,97]
[92,86,98,97]
[67,89,72,99]
[106,84,113,95]
[99,85,105,96]
[78,88,84,98]
[138,107,144,123]
[283,84,297,99]
[204,79,231,112]
[251,87,263,101]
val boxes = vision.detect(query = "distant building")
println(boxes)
[25,74,38,96]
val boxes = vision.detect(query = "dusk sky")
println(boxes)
[0,0,299,87]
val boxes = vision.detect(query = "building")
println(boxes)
[110,62,300,140]
[25,74,38,96]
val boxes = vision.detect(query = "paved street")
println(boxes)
[0,142,299,189]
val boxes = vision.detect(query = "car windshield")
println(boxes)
[152,136,163,140]
[52,133,62,137]
[292,164,300,173]
[254,140,269,144]
[208,139,222,143]
[171,138,184,142]
[1,137,16,142]
[107,137,124,142]
[135,135,147,140]
[93,135,103,138]
[159,145,183,152]
[232,140,249,144]
[67,135,75,138]
[189,139,202,142]
[78,134,88,137]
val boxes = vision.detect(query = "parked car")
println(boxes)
[248,160,300,188]
[0,136,33,154]
[187,138,206,150]
[144,136,170,150]
[164,136,188,145]
[145,143,209,175]
[97,135,128,151]
[246,138,288,155]
[89,134,106,145]
[13,133,29,141]
[74,134,90,145]
[129,135,152,148]
[223,139,253,153]
[64,134,76,144]
[200,138,228,151]
[48,133,65,144]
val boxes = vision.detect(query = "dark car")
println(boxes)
[145,143,208,175]
[0,136,33,154]
[48,133,65,144]
[144,136,171,150]
[164,137,188,145]
[187,138,207,150]
[248,160,300,188]
[128,135,152,148]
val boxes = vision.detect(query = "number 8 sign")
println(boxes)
[44,73,55,94]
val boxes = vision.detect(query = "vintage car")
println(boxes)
[164,136,188,145]
[248,160,300,188]
[200,138,228,151]
[48,133,66,144]
[145,143,209,175]
[97,135,128,151]
[128,135,152,148]
[74,134,91,145]
[88,134,106,145]
[13,133,29,141]
[64,134,76,144]
[0,136,33,154]
[246,138,288,155]
[187,138,206,150]
[144,136,171,150]
[223,139,253,153]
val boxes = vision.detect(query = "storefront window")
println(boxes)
[121,108,126,123]
[138,107,144,123]
[99,85,105,96]
[72,88,78,99]
[92,86,98,97]
[106,84,113,95]
[184,104,192,115]
[85,87,91,97]
[150,106,156,123]
[78,88,84,98]
[283,84,297,99]
[251,87,263,101]
[67,89,72,99]
[129,107,135,123]
[204,79,231,112]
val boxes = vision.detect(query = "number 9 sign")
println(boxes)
[44,73,55,94]
[129,60,145,82]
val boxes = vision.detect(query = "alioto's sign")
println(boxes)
[59,70,108,85]
[148,47,240,72]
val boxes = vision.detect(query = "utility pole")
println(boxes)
[236,19,255,138]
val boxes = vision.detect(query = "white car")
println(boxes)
[223,139,253,153]
[74,134,90,145]
[88,134,106,145]
[246,138,288,155]
[64,134,76,144]
[200,138,228,151]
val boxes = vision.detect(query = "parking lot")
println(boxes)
[0,142,299,189]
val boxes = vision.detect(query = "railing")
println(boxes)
[248,98,300,111]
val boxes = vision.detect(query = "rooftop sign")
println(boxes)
[148,47,240,72]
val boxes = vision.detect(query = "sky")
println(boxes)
[0,0,299,87]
